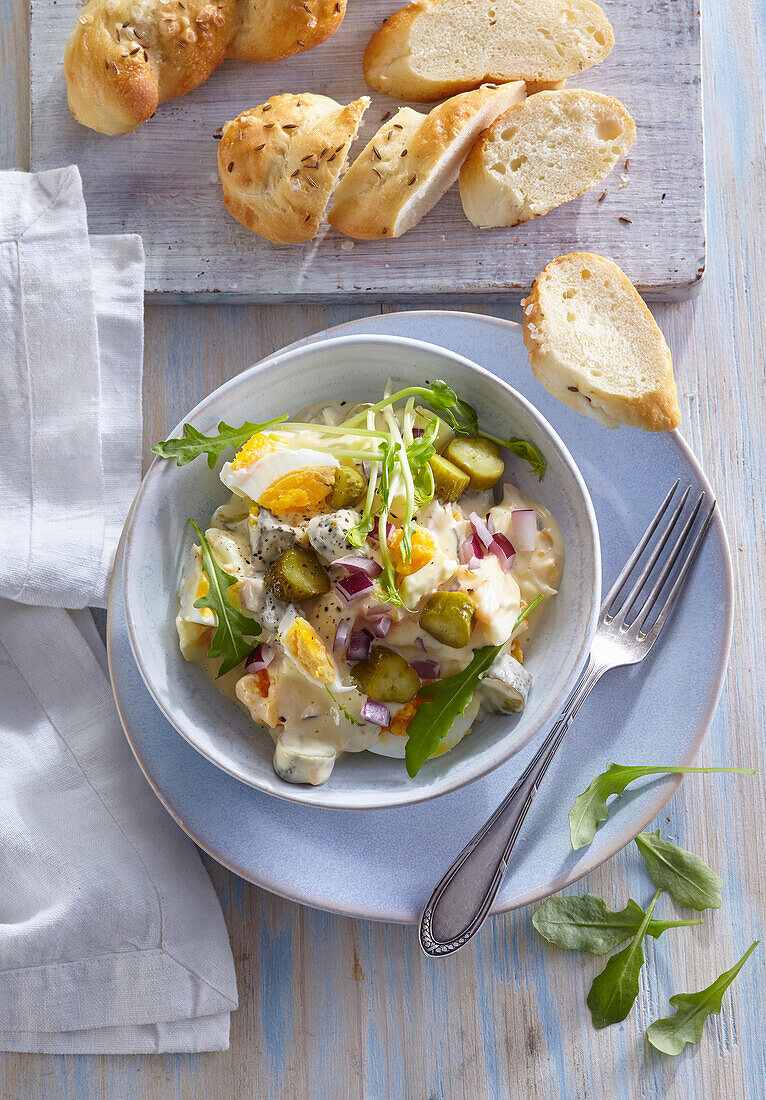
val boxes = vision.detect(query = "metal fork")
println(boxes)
[419,481,716,958]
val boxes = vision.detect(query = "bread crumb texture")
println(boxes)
[522,253,681,432]
[364,0,614,102]
[459,90,635,227]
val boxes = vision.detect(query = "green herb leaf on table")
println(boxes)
[646,941,759,1056]
[189,519,261,677]
[569,763,756,850]
[532,894,703,955]
[152,417,287,468]
[405,596,544,777]
[635,830,723,911]
[587,889,662,1029]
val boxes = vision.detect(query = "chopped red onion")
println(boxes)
[459,533,485,564]
[414,635,427,651]
[335,572,374,604]
[486,512,495,533]
[367,614,392,638]
[490,532,516,572]
[411,658,440,681]
[469,511,494,549]
[467,556,483,571]
[347,629,372,662]
[368,521,395,546]
[365,602,391,619]
[511,509,537,552]
[412,427,425,438]
[334,554,382,578]
[333,619,351,654]
[244,643,275,674]
[361,698,390,727]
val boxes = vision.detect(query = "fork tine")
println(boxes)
[639,501,716,642]
[601,480,680,614]
[611,485,692,625]
[631,491,706,629]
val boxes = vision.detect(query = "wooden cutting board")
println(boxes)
[29,0,704,302]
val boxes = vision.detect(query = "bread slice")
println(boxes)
[219,93,369,244]
[460,90,635,228]
[364,0,613,102]
[522,254,681,431]
[328,82,524,240]
[227,0,347,62]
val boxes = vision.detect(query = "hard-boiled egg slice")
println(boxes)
[220,432,339,516]
[177,543,215,628]
[278,609,337,687]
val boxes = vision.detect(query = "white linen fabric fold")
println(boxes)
[0,167,238,1053]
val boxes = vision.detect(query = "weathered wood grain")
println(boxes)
[28,0,704,301]
[2,0,765,1095]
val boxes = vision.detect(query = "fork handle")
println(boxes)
[419,657,605,957]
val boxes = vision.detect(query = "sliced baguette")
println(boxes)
[364,0,613,102]
[219,93,369,244]
[522,254,681,431]
[460,90,635,228]
[328,82,524,240]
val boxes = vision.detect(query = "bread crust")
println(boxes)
[328,82,524,240]
[459,90,635,228]
[226,0,346,62]
[364,0,613,102]
[65,0,347,135]
[219,93,369,244]
[522,253,681,432]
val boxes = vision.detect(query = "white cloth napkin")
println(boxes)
[0,167,237,1053]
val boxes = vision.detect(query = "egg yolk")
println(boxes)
[283,618,336,684]
[388,527,436,577]
[230,432,286,470]
[259,468,337,516]
[386,698,421,737]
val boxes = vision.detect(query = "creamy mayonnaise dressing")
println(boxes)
[175,397,563,785]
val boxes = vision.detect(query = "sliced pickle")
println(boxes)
[429,454,470,503]
[326,466,366,510]
[444,436,504,490]
[264,545,330,603]
[420,591,477,648]
[351,647,420,703]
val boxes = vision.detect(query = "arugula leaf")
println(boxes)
[635,831,723,911]
[646,941,759,1055]
[405,644,502,778]
[532,893,703,955]
[404,596,545,777]
[587,889,661,1028]
[152,417,287,468]
[569,763,756,850]
[189,520,261,676]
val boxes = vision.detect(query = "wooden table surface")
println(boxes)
[2,1,764,1096]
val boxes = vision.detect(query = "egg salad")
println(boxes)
[158,380,563,786]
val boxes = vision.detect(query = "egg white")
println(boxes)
[220,448,339,502]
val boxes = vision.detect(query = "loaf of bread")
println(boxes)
[219,94,369,244]
[460,90,635,228]
[65,0,347,135]
[522,254,681,432]
[364,0,613,102]
[328,82,525,240]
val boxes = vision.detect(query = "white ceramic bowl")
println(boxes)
[122,334,600,809]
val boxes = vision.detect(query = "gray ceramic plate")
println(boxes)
[107,311,732,922]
